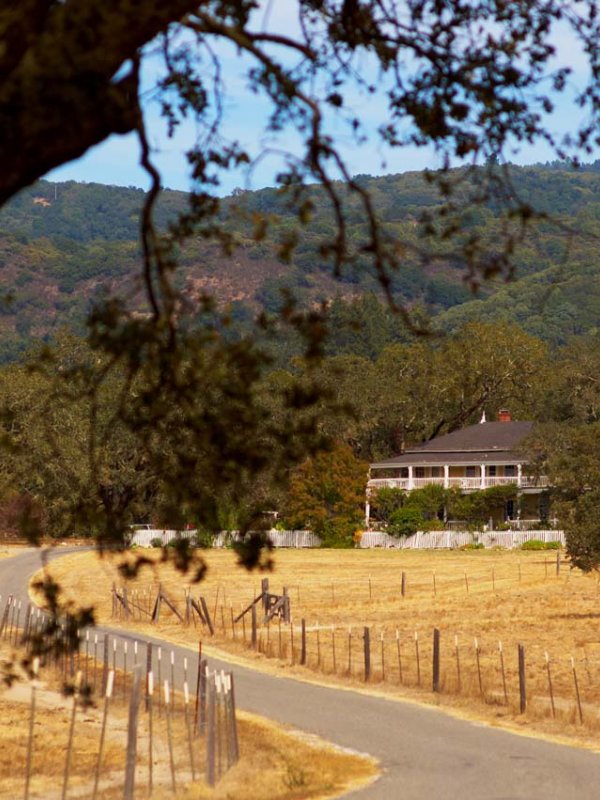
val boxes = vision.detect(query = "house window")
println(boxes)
[431,466,442,477]
[488,465,497,477]
[415,467,425,478]
[505,465,516,477]
[505,500,515,520]
[466,466,477,477]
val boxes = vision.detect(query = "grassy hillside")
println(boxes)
[1,163,600,360]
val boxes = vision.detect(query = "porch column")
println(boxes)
[517,463,522,488]
[443,464,449,489]
[480,464,485,489]
[365,500,371,528]
[408,465,414,490]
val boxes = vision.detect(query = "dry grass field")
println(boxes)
[0,644,376,800]
[33,546,600,746]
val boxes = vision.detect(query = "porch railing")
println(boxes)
[368,475,549,491]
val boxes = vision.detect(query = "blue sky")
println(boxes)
[47,5,597,196]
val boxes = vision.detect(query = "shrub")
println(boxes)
[388,507,423,537]
[461,542,485,550]
[150,537,163,548]
[520,539,561,550]
[521,539,545,550]
[193,529,214,549]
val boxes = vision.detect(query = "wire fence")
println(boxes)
[104,557,600,737]
[0,595,239,798]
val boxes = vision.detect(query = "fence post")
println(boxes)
[145,642,152,712]
[556,550,561,576]
[363,627,371,682]
[206,677,216,787]
[123,668,142,800]
[101,636,109,695]
[282,587,290,623]
[251,603,258,650]
[432,628,440,693]
[401,572,406,598]
[261,578,269,614]
[300,619,307,665]
[199,659,208,735]
[518,644,526,714]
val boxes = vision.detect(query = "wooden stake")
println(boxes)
[206,678,216,787]
[545,652,555,719]
[432,628,440,693]
[396,629,403,683]
[571,656,583,723]
[184,681,196,780]
[348,627,352,675]
[147,671,154,797]
[401,572,406,598]
[332,626,337,673]
[61,671,81,800]
[414,631,421,686]
[164,680,177,793]
[24,658,39,800]
[300,619,306,665]
[464,571,469,594]
[518,643,526,714]
[499,641,508,705]
[364,627,371,682]
[454,635,461,692]
[475,638,483,700]
[92,671,114,800]
[381,632,386,681]
[124,669,142,799]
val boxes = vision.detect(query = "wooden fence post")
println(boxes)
[475,638,483,699]
[199,659,208,735]
[206,677,216,787]
[545,651,555,718]
[92,671,114,800]
[145,642,152,712]
[432,628,440,693]
[499,641,508,705]
[283,587,290,623]
[363,627,371,682]
[300,619,307,665]
[571,656,583,723]
[251,604,258,650]
[556,550,561,576]
[101,636,109,695]
[518,643,526,714]
[401,572,406,598]
[123,669,142,800]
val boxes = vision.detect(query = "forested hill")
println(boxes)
[2,162,600,361]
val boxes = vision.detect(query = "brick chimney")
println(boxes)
[498,409,512,423]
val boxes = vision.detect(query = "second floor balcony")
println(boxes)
[368,466,548,493]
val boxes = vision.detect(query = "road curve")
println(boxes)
[2,547,600,799]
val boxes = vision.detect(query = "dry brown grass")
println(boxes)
[33,547,600,747]
[0,644,377,800]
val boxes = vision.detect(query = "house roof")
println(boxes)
[371,421,534,469]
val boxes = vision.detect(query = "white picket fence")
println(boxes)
[130,527,564,550]
[130,528,320,549]
[211,530,321,548]
[129,528,197,548]
[358,529,565,549]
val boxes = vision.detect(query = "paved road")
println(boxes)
[2,547,600,799]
